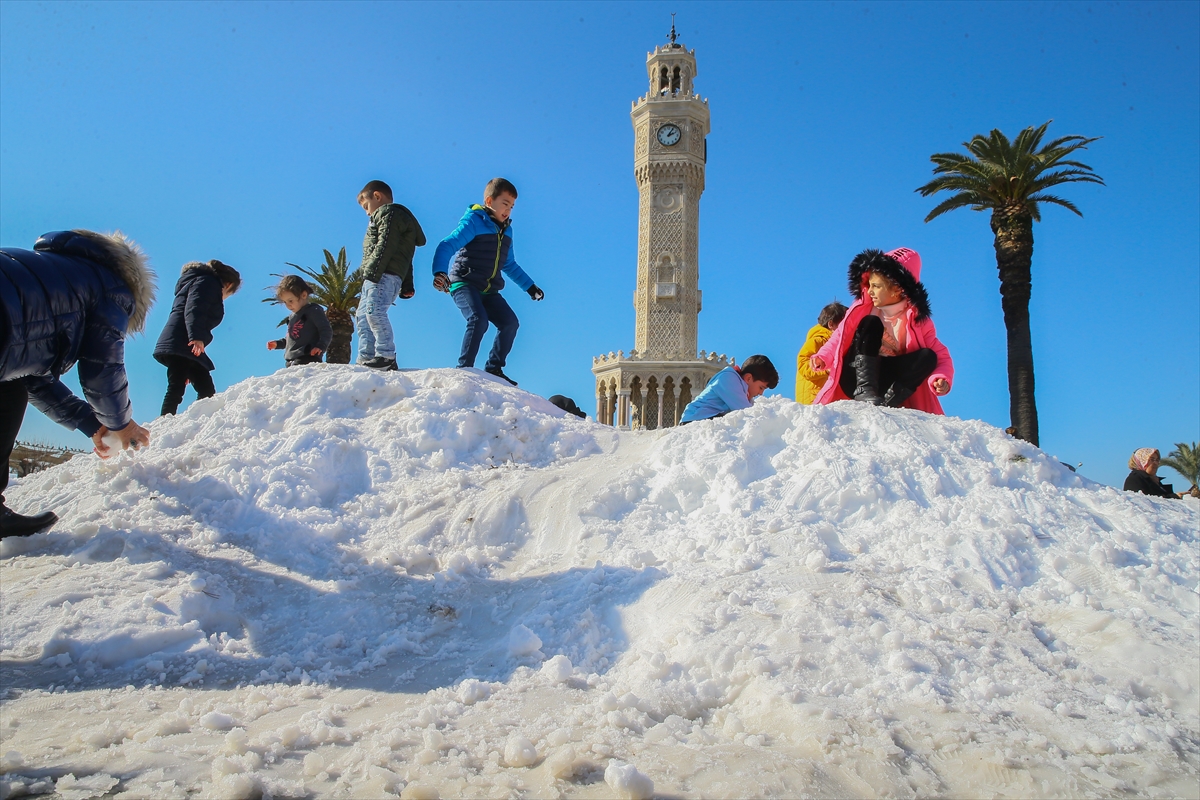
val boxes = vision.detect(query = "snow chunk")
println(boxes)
[199,712,236,731]
[504,735,538,767]
[508,625,543,658]
[457,679,490,705]
[540,654,573,683]
[55,773,119,800]
[604,761,654,800]
[302,752,324,777]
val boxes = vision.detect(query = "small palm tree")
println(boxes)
[1161,442,1199,491]
[277,248,362,364]
[916,121,1104,446]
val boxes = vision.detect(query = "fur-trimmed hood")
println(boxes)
[847,248,931,321]
[34,229,157,333]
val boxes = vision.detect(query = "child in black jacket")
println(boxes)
[267,275,333,366]
[154,260,241,415]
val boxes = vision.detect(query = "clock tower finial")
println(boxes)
[668,13,678,45]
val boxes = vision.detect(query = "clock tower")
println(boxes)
[592,22,730,429]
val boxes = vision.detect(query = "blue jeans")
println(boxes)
[356,274,402,361]
[451,286,519,370]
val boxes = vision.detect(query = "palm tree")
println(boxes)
[277,248,363,364]
[1161,442,1199,492]
[916,121,1103,446]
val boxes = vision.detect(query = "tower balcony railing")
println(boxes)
[634,93,707,109]
[593,349,733,367]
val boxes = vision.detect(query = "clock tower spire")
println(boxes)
[591,25,729,429]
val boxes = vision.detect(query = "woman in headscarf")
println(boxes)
[1123,448,1178,498]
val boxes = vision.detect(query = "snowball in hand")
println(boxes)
[101,430,123,453]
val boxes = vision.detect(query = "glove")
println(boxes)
[433,272,450,292]
[527,284,544,301]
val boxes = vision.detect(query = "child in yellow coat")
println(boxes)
[796,301,847,404]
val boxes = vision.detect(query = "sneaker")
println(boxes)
[362,356,398,371]
[485,366,518,386]
[0,505,58,539]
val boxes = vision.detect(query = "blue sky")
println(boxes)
[2,0,1197,490]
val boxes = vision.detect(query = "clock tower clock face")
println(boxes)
[656,124,681,146]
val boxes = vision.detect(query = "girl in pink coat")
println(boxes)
[810,247,953,414]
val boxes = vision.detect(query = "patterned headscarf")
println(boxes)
[1129,448,1159,471]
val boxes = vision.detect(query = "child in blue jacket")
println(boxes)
[679,355,780,424]
[432,178,543,386]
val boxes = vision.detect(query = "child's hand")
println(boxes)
[310,348,322,357]
[932,378,950,395]
[527,284,544,301]
[189,340,206,356]
[267,341,278,350]
[92,422,151,459]
[809,355,825,371]
[433,272,450,292]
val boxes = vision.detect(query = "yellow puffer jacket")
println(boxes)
[796,324,832,404]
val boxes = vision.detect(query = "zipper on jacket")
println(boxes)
[485,225,504,293]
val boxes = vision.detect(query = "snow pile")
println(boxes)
[2,366,1197,798]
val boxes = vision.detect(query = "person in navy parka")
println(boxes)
[153,260,241,416]
[0,230,156,537]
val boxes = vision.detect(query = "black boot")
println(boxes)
[883,383,916,408]
[0,505,58,538]
[851,355,884,405]
[485,366,518,386]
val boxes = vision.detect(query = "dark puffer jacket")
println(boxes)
[361,203,426,290]
[154,263,227,371]
[0,230,156,436]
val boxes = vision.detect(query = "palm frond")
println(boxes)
[919,121,1103,225]
[923,193,989,222]
[1161,441,1200,488]
[1025,194,1083,217]
[1028,168,1107,190]
[280,247,363,316]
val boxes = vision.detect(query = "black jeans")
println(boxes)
[160,356,216,416]
[0,379,29,505]
[839,315,937,399]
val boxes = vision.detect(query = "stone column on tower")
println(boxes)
[592,23,730,429]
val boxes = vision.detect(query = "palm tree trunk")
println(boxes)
[326,311,354,364]
[990,208,1039,446]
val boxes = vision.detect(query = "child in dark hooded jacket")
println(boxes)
[154,259,241,415]
[266,275,333,366]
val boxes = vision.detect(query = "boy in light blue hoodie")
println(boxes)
[679,355,779,424]
[431,178,543,386]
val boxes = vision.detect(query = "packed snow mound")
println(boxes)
[2,366,1196,798]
